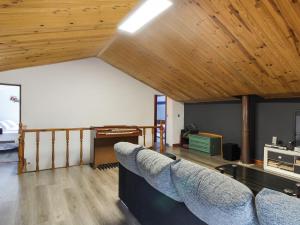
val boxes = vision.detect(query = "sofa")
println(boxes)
[114,142,300,225]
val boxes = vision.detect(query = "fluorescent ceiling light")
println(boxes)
[118,0,173,34]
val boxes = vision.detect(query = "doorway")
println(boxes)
[154,95,167,144]
[0,84,21,163]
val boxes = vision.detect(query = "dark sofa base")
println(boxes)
[119,164,207,225]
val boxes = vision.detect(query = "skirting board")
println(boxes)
[255,160,264,168]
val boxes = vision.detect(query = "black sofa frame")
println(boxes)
[119,164,207,225]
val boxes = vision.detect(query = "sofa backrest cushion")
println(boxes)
[256,188,300,225]
[171,159,258,225]
[114,142,143,176]
[136,149,182,202]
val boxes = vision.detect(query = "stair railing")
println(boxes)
[18,123,164,174]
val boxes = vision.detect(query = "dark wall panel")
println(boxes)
[185,101,300,160]
[256,102,300,159]
[185,102,242,146]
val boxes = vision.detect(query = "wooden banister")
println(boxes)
[23,127,91,132]
[36,131,40,171]
[66,130,70,167]
[18,128,25,174]
[22,130,25,172]
[18,124,166,173]
[51,131,55,169]
[80,129,83,166]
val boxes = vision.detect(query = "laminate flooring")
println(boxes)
[0,149,18,163]
[0,146,264,225]
[0,163,140,225]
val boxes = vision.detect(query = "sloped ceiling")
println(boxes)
[99,0,300,102]
[0,0,137,71]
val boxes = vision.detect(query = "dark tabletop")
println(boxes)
[215,164,298,195]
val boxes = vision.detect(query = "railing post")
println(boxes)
[18,135,22,174]
[80,129,83,166]
[36,131,40,172]
[22,131,26,172]
[143,128,146,146]
[17,125,164,172]
[18,126,25,174]
[151,127,155,149]
[52,131,55,169]
[159,121,164,153]
[66,130,70,167]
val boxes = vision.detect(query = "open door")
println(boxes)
[0,83,21,163]
[154,95,166,144]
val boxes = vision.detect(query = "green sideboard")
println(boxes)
[189,134,221,156]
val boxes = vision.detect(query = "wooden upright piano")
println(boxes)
[90,126,142,169]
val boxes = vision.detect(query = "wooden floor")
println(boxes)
[0,150,18,163]
[0,163,140,225]
[0,146,264,225]
[167,146,236,169]
[167,146,263,171]
[166,147,300,182]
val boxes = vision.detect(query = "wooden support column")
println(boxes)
[18,130,25,174]
[51,131,55,169]
[241,95,256,164]
[66,130,70,167]
[36,131,40,171]
[160,121,164,153]
[79,129,83,166]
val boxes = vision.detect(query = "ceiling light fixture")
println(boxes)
[118,0,173,34]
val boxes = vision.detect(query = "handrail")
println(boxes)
[18,123,165,174]
[22,126,162,132]
[22,127,92,132]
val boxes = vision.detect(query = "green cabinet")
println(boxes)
[189,134,221,156]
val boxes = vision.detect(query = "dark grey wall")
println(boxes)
[256,102,300,159]
[185,102,242,145]
[185,100,300,160]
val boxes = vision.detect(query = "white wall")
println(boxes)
[166,98,184,146]
[0,85,20,123]
[0,58,160,171]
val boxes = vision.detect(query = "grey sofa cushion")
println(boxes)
[114,142,143,176]
[136,149,182,202]
[256,188,300,225]
[171,159,258,225]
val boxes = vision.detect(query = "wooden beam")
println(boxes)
[241,95,256,164]
[159,121,164,153]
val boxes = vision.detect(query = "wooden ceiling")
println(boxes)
[2,0,300,102]
[0,0,137,71]
[99,0,300,102]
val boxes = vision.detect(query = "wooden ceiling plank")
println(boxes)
[3,0,300,101]
[0,0,138,72]
[208,1,289,93]
[209,7,283,92]
[118,0,260,98]
[235,0,300,94]
[99,0,300,101]
[101,38,204,100]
